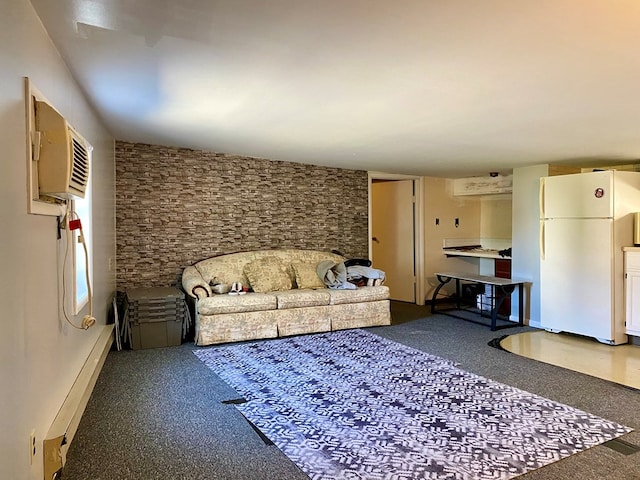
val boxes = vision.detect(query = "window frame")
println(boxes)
[72,175,92,315]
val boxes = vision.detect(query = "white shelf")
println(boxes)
[443,249,509,259]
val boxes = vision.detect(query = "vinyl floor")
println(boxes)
[501,330,640,390]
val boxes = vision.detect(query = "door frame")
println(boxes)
[368,172,425,305]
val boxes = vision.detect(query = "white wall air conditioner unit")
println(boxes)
[452,175,513,196]
[34,100,91,199]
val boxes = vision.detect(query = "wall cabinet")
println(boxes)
[624,250,640,336]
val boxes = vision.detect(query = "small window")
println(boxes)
[73,178,92,314]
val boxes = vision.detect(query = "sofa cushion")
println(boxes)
[196,310,279,345]
[291,262,326,289]
[275,289,331,309]
[194,249,346,288]
[197,293,277,315]
[328,286,390,305]
[330,300,391,330]
[277,305,332,337]
[243,256,293,293]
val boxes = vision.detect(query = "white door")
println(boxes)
[371,180,415,302]
[540,217,614,341]
[542,171,613,219]
[625,270,640,336]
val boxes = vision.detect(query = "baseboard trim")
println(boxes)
[43,324,114,480]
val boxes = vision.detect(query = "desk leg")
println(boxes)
[492,285,515,331]
[518,283,524,326]
[430,275,452,314]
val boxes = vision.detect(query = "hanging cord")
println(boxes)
[61,203,96,330]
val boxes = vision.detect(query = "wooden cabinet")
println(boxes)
[494,258,511,315]
[494,259,511,278]
[476,258,512,315]
[624,251,640,336]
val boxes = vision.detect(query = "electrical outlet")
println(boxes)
[29,430,36,464]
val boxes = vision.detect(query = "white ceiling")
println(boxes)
[29,0,640,177]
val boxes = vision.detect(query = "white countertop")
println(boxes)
[443,248,510,259]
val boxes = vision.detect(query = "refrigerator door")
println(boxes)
[541,171,613,219]
[540,217,614,342]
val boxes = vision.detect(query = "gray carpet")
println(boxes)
[63,302,640,480]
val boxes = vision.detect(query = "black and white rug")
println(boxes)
[194,329,631,480]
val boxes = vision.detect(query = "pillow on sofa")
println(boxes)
[243,256,293,293]
[291,262,326,289]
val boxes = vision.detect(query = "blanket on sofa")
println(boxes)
[317,260,385,290]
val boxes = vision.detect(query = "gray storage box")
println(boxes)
[126,287,186,350]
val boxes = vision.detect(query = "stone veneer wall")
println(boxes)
[116,141,369,289]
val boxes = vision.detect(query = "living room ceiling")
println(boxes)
[29,0,640,177]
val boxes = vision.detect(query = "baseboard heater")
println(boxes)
[43,325,114,480]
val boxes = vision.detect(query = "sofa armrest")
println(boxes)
[182,266,212,299]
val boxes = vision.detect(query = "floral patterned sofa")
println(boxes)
[182,249,391,346]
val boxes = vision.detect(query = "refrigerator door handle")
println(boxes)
[540,220,545,260]
[539,177,546,219]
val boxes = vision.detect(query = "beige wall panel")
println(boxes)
[423,177,481,301]
[480,194,513,239]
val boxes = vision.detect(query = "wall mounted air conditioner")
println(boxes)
[452,175,513,196]
[34,100,91,199]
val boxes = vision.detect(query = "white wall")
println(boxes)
[512,164,549,326]
[0,1,115,479]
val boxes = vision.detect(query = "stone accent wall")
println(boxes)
[116,142,369,289]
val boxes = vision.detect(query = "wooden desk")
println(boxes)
[431,272,525,331]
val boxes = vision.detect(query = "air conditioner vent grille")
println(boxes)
[70,135,90,193]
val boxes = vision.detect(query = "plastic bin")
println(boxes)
[126,287,186,350]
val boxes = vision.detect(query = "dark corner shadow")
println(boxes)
[487,335,511,351]
[389,300,432,325]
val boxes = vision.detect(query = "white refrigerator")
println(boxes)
[539,170,640,345]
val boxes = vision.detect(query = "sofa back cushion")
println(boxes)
[194,249,346,288]
[291,262,326,289]
[244,256,292,293]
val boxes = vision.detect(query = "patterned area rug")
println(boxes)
[194,329,631,480]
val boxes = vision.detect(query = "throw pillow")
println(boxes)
[243,256,292,293]
[292,262,326,289]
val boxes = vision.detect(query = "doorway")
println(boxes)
[369,174,424,305]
